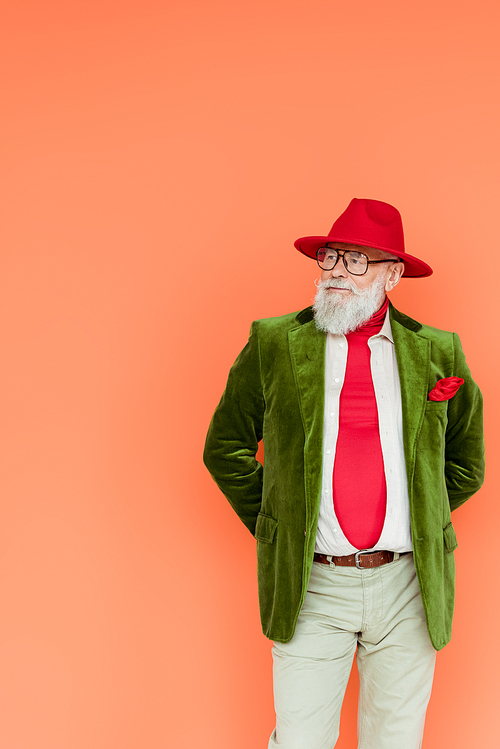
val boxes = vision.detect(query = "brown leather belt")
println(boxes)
[314,550,408,569]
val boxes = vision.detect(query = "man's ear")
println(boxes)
[385,262,405,292]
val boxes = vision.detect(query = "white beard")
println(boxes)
[312,275,387,335]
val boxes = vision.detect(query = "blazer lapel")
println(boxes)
[389,304,431,485]
[288,312,326,440]
[288,310,326,517]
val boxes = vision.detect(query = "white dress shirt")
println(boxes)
[314,310,413,555]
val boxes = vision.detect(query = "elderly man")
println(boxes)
[203,198,484,749]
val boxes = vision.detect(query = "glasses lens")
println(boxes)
[344,251,367,275]
[316,248,337,269]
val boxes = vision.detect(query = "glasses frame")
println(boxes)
[316,247,397,276]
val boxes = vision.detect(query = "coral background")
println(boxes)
[0,1,497,746]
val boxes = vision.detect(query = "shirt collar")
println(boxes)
[375,308,394,344]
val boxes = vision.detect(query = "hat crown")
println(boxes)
[327,198,405,254]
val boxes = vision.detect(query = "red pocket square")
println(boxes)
[428,377,464,401]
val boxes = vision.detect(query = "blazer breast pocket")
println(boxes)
[418,401,448,454]
[424,400,448,426]
[425,400,448,411]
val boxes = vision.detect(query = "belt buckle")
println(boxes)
[354,550,370,569]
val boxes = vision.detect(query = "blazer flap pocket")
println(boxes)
[255,513,278,544]
[443,521,458,553]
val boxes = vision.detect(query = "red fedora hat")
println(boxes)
[294,198,433,278]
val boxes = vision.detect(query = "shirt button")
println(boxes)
[333,528,338,534]
[325,489,329,495]
[339,343,344,348]
[326,449,331,455]
[330,412,335,417]
[334,378,340,383]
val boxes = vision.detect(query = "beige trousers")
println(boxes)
[268,553,436,749]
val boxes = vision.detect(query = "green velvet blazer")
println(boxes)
[203,303,485,650]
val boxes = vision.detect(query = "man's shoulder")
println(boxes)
[390,305,456,342]
[252,306,314,334]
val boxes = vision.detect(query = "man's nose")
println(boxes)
[330,254,348,277]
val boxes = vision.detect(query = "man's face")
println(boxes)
[312,242,405,335]
[319,242,403,302]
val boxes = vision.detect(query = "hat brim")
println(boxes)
[294,236,433,278]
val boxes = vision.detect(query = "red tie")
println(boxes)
[333,297,389,549]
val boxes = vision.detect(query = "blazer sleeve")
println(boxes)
[445,333,485,511]
[203,321,265,535]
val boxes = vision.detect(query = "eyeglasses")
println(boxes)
[316,247,397,276]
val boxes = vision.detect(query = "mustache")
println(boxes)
[319,278,363,295]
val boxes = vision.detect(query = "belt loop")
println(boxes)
[326,555,336,568]
[393,552,400,561]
